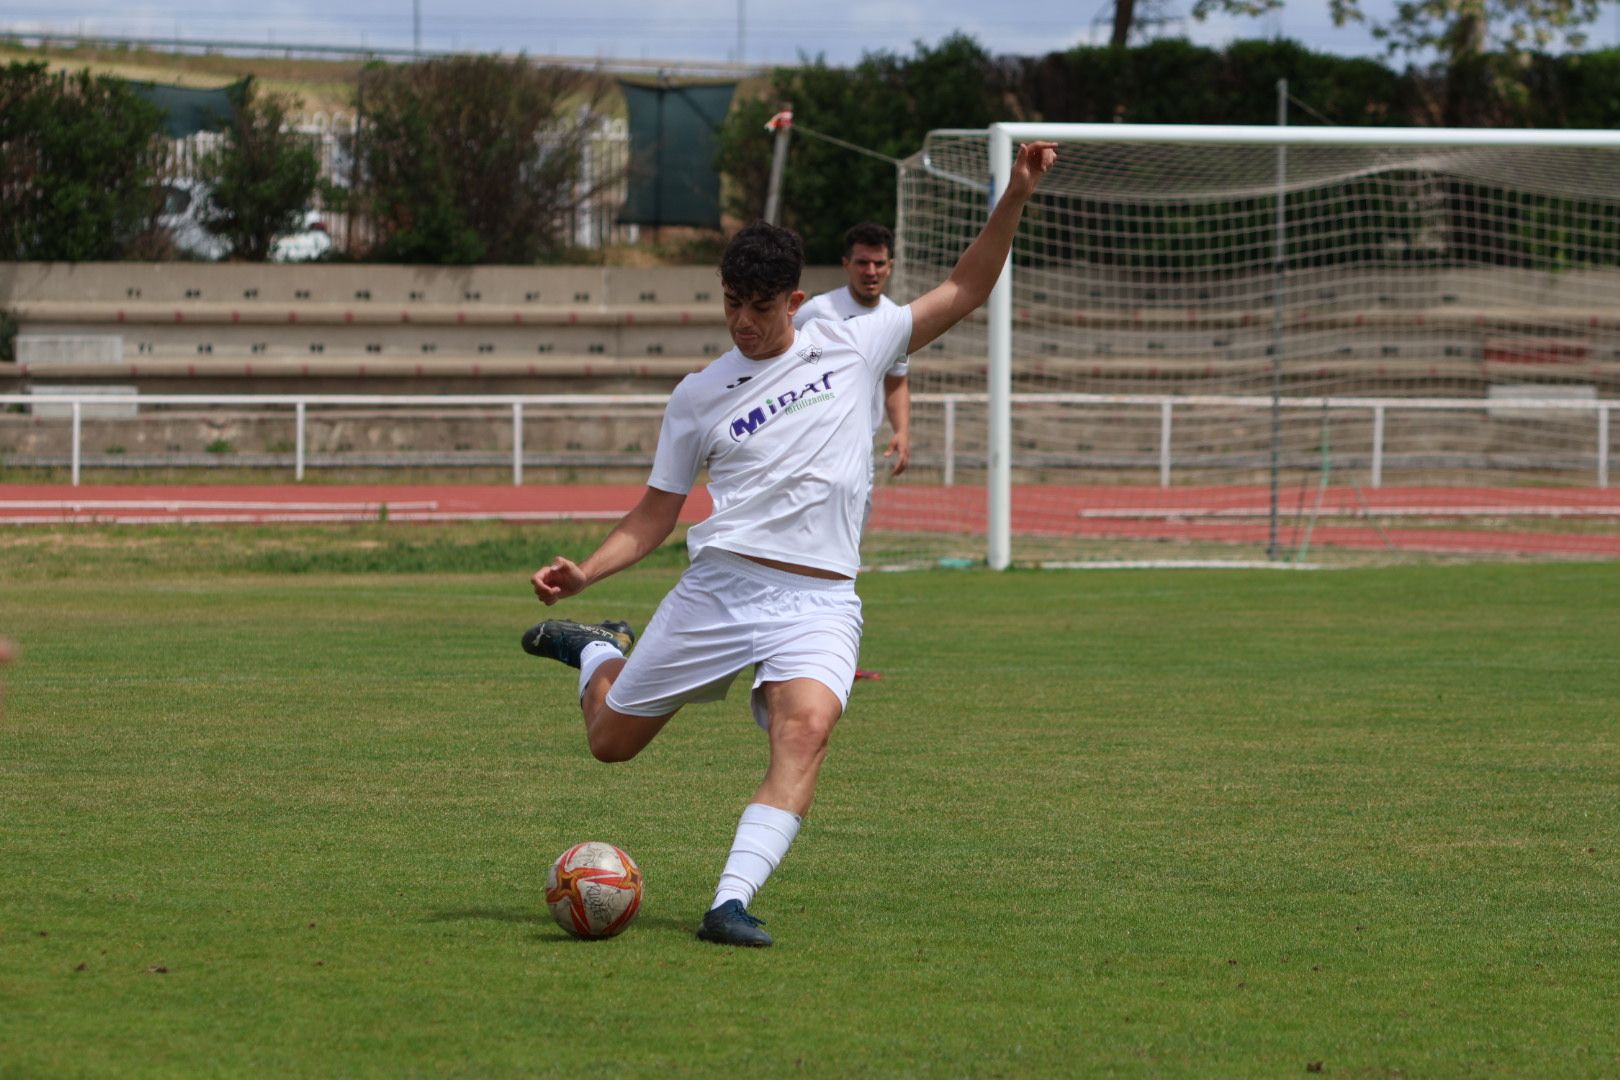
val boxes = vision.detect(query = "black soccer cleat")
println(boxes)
[520,619,635,668]
[695,899,773,948]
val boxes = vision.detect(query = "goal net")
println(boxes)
[878,123,1620,567]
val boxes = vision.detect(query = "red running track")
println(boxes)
[869,484,1620,558]
[0,484,713,526]
[3,482,1618,558]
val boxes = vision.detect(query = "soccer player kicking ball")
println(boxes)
[525,141,1057,947]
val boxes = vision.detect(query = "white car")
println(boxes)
[158,178,229,261]
[270,210,333,263]
[158,179,332,262]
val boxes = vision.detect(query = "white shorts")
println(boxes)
[604,548,863,729]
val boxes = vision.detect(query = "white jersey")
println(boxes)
[648,304,913,578]
[793,289,910,378]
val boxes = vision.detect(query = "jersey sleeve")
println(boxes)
[850,302,913,379]
[645,379,705,494]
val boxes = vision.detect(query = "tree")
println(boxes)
[1192,0,1615,62]
[0,62,166,261]
[1335,0,1615,58]
[1193,0,1617,123]
[1015,37,1405,125]
[1113,0,1139,48]
[197,80,322,261]
[1108,0,1184,48]
[356,55,610,264]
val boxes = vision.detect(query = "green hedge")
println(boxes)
[0,62,167,261]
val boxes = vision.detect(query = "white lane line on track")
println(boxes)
[1077,506,1620,519]
[0,511,625,525]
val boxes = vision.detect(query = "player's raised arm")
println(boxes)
[906,141,1057,355]
[531,486,687,604]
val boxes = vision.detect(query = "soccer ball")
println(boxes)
[545,841,644,939]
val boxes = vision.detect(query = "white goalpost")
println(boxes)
[886,121,1620,568]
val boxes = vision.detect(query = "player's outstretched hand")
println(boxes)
[532,556,587,605]
[1010,141,1058,198]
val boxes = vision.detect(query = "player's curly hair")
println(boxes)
[843,222,894,258]
[719,222,804,301]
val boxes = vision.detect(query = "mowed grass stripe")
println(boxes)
[1,547,1616,1076]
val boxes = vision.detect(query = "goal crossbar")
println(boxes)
[989,123,1620,150]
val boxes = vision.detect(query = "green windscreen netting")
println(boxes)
[126,77,249,137]
[617,80,735,229]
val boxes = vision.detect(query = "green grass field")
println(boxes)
[1,526,1616,1076]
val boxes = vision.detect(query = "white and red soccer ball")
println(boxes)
[545,841,643,939]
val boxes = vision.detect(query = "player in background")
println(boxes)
[793,222,911,480]
[523,142,1058,948]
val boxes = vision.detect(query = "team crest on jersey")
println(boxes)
[797,345,823,364]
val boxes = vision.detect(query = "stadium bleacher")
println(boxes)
[0,263,845,392]
[7,262,1619,396]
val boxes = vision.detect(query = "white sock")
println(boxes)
[576,639,622,700]
[711,803,802,911]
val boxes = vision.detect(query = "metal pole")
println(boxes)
[942,397,956,487]
[71,400,82,487]
[1600,404,1611,489]
[737,0,745,62]
[1159,399,1173,488]
[987,125,1015,570]
[1371,404,1384,488]
[295,400,306,481]
[348,77,364,256]
[512,402,524,486]
[412,0,420,54]
[763,110,792,225]
[1268,78,1288,560]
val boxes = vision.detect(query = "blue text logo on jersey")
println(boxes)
[728,371,836,441]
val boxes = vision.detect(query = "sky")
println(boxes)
[7,0,1620,69]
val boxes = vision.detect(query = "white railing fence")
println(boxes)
[3,392,1612,490]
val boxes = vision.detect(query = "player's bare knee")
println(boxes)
[586,727,641,764]
[771,710,836,763]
